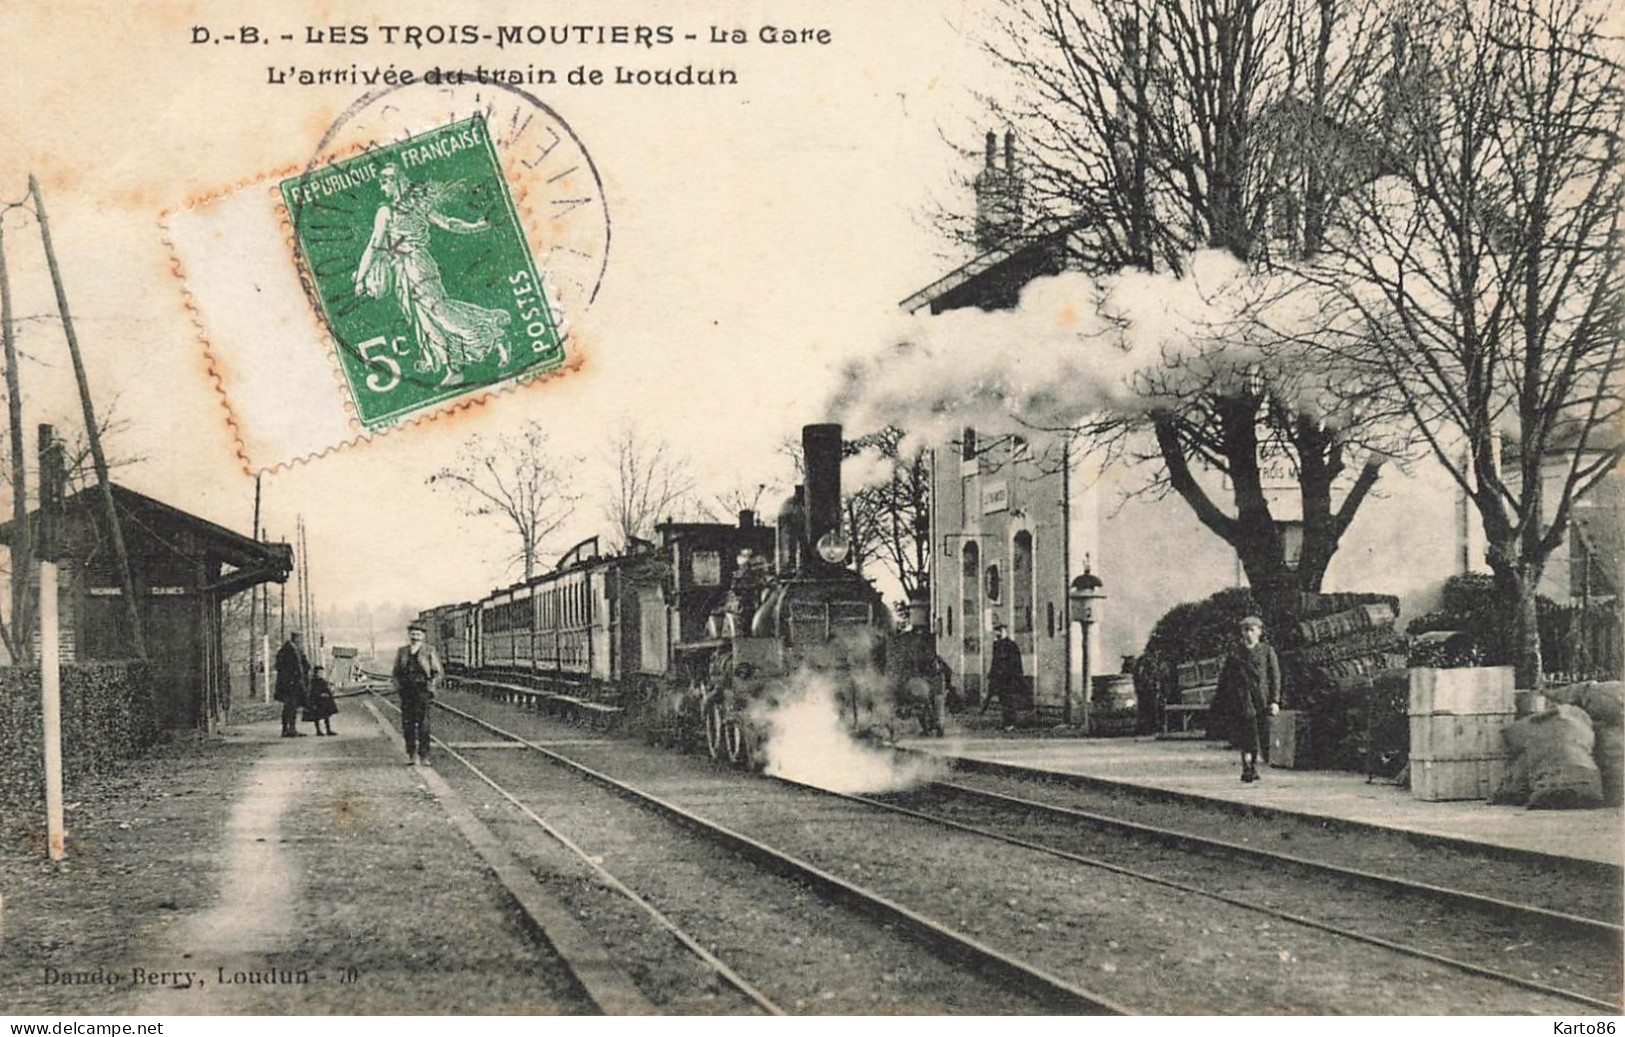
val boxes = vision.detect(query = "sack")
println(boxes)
[1495,704,1603,810]
[1547,681,1624,728]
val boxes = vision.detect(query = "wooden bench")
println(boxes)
[1160,657,1223,737]
[1162,702,1211,735]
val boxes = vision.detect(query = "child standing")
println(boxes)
[305,666,339,736]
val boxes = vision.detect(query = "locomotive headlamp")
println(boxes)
[816,531,850,564]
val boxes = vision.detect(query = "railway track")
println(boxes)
[366,684,1126,1015]
[793,777,1623,1012]
[378,684,1616,1013]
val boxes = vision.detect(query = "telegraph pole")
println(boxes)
[29,175,146,658]
[249,473,262,700]
[0,219,30,665]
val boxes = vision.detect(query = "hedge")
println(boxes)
[0,662,160,828]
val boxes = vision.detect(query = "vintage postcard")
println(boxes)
[0,0,1620,1023]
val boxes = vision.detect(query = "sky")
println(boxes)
[0,0,995,615]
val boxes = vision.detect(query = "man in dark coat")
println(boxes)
[274,631,311,737]
[982,622,1025,731]
[887,592,950,737]
[1216,615,1282,782]
[392,622,443,766]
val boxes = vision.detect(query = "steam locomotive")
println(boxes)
[417,423,926,767]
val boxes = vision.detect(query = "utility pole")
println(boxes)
[261,524,271,699]
[0,219,30,664]
[248,474,261,700]
[29,175,146,658]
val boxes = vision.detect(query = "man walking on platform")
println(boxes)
[274,631,311,737]
[392,621,443,766]
[981,623,1025,731]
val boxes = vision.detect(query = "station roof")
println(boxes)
[0,482,292,594]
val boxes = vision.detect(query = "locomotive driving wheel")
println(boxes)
[723,718,748,767]
[703,693,727,762]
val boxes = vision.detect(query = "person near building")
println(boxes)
[1216,615,1282,782]
[888,591,951,737]
[304,665,339,736]
[274,631,311,738]
[982,623,1025,731]
[392,621,443,766]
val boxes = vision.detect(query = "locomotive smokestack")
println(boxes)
[802,423,842,562]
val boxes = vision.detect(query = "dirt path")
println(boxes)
[4,704,588,1015]
[135,734,308,1014]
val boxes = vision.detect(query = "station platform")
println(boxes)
[896,730,1625,868]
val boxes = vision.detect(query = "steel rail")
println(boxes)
[423,695,1130,1015]
[926,775,1624,941]
[769,776,1620,1013]
[369,688,783,1016]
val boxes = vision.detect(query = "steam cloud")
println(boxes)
[754,670,947,794]
[830,250,1346,458]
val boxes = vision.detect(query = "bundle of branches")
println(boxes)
[1288,669,1410,775]
[1406,573,1560,668]
[1277,592,1405,769]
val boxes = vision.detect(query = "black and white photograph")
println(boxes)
[0,0,1620,1021]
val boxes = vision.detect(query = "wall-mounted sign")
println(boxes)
[982,480,1009,514]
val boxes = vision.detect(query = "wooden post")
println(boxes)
[249,474,261,701]
[0,220,30,665]
[29,175,146,658]
[260,524,271,701]
[40,559,63,861]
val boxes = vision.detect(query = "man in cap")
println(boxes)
[273,630,310,737]
[982,621,1025,731]
[392,621,443,766]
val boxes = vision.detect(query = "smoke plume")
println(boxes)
[753,670,947,794]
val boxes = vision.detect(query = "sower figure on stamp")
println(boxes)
[354,163,511,388]
[392,621,443,766]
[981,623,1025,731]
[274,631,311,738]
[1216,615,1282,783]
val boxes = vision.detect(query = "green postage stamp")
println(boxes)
[279,116,564,428]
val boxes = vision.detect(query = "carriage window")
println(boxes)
[692,550,722,586]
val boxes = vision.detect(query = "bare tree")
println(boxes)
[970,0,1407,614]
[428,421,581,581]
[847,427,932,599]
[1318,0,1624,685]
[604,424,699,550]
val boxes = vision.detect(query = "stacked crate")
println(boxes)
[1408,666,1516,801]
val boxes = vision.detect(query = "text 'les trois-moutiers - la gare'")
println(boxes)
[191,23,835,48]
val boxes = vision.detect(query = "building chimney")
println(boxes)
[737,509,755,528]
[802,424,842,563]
[974,127,1024,251]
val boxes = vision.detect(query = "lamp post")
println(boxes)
[1068,571,1106,731]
